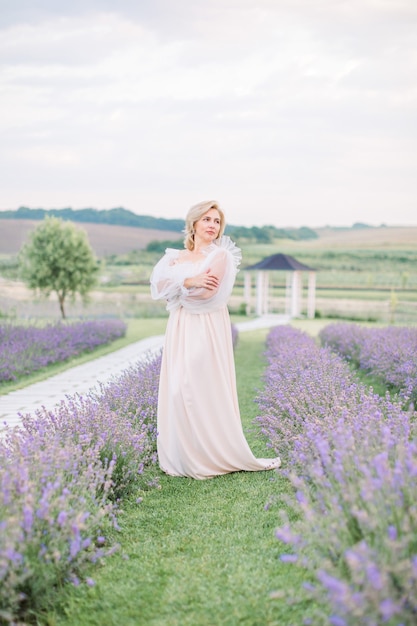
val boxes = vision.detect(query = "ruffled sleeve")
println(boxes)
[150,237,242,314]
[217,235,242,270]
[180,236,241,313]
[150,249,192,310]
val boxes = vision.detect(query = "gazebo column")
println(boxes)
[256,271,263,315]
[290,271,301,317]
[285,272,291,315]
[307,271,316,319]
[244,272,252,315]
[263,271,269,315]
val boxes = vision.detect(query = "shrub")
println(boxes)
[0,319,126,382]
[0,351,161,623]
[231,323,239,349]
[320,323,417,404]
[257,325,417,625]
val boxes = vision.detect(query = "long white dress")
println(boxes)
[150,236,281,479]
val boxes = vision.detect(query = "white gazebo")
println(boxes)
[243,253,316,319]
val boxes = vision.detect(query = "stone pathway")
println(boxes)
[0,315,289,430]
[0,336,165,430]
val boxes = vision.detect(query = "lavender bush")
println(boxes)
[317,322,365,365]
[231,323,239,349]
[0,351,161,623]
[0,431,116,621]
[257,325,417,625]
[0,319,127,382]
[320,323,417,404]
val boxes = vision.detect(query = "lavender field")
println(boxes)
[257,325,417,625]
[2,320,417,624]
[0,319,240,623]
[0,351,161,622]
[0,319,127,382]
[319,322,417,404]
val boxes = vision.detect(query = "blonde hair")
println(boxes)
[184,200,226,251]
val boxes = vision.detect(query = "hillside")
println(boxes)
[294,226,417,250]
[0,220,183,256]
[2,218,417,258]
[0,206,184,232]
[0,207,318,244]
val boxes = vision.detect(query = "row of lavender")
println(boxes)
[0,352,161,623]
[257,325,417,626]
[319,323,417,404]
[0,320,127,382]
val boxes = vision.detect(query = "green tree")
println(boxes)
[19,217,99,319]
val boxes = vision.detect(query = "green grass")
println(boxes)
[99,236,417,291]
[351,368,389,398]
[0,318,168,395]
[314,288,417,301]
[42,329,311,626]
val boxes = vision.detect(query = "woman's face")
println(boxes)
[194,208,221,244]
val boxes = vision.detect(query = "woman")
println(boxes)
[150,200,281,479]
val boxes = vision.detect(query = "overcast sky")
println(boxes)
[0,0,416,228]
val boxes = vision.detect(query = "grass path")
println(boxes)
[45,329,309,626]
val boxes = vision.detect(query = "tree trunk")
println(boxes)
[59,294,66,319]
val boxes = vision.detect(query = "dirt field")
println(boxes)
[0,220,183,256]
[307,226,417,249]
[2,219,417,256]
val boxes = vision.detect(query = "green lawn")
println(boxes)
[43,329,311,626]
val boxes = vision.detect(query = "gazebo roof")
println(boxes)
[244,253,315,272]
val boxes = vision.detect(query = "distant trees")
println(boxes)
[1,207,319,242]
[226,224,318,242]
[1,206,185,232]
[146,239,184,253]
[144,225,318,252]
[19,217,99,319]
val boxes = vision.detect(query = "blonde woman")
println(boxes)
[150,200,281,479]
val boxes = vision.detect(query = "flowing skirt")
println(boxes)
[156,306,281,479]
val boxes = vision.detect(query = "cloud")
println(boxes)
[0,0,416,226]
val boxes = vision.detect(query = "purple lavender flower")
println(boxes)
[320,322,417,404]
[0,347,161,622]
[256,325,417,625]
[231,324,239,349]
[280,554,298,563]
[0,319,126,382]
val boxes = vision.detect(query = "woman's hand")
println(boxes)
[184,269,219,290]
